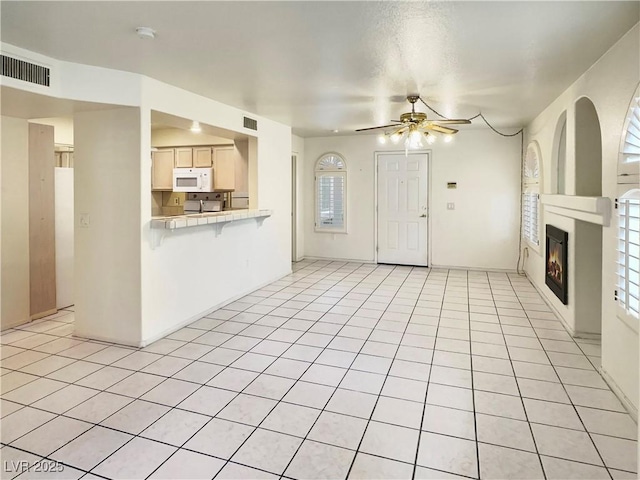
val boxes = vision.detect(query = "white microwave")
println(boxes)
[173,168,214,192]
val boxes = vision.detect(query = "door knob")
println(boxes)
[420,214,426,218]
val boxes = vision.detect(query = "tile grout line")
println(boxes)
[343,265,429,480]
[1,262,634,479]
[488,272,546,479]
[506,274,615,479]
[277,264,412,479]
[410,266,445,480]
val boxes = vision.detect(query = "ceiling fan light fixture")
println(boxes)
[408,129,423,148]
[356,95,471,149]
[378,134,387,145]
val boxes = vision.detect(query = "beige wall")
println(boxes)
[30,117,74,145]
[74,107,142,344]
[151,127,232,147]
[1,116,30,329]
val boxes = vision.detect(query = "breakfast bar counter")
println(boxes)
[150,208,273,230]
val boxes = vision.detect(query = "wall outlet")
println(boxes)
[79,213,90,228]
[447,203,455,210]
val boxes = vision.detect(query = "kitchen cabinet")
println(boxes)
[193,147,213,167]
[152,148,174,191]
[213,146,236,190]
[175,147,193,168]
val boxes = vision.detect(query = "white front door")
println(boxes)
[377,152,428,266]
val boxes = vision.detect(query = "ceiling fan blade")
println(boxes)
[355,123,402,132]
[432,119,472,125]
[427,124,459,134]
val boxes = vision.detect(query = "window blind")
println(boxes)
[618,197,640,319]
[316,173,345,229]
[622,105,640,164]
[523,191,539,246]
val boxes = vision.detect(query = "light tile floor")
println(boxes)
[0,260,637,479]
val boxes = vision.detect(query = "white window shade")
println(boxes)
[315,152,347,233]
[523,190,539,246]
[316,173,345,230]
[522,141,541,248]
[622,104,640,164]
[617,193,640,322]
[619,88,640,181]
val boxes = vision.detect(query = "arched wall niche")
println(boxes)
[552,111,567,194]
[574,96,602,196]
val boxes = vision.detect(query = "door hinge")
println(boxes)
[614,198,619,209]
[614,289,618,301]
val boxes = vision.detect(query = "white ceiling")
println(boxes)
[2,1,638,137]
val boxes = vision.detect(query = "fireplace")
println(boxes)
[546,225,568,304]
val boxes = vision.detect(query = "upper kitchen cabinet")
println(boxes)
[213,146,236,190]
[152,148,174,191]
[193,147,213,167]
[175,147,193,168]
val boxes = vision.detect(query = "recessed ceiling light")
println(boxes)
[135,27,156,40]
[332,129,339,133]
[190,121,202,133]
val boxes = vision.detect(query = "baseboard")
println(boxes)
[72,330,141,348]
[600,366,638,422]
[0,316,32,332]
[138,268,293,347]
[30,308,57,321]
[430,264,518,273]
[302,255,376,264]
[524,272,602,340]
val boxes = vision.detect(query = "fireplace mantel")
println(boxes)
[540,194,611,226]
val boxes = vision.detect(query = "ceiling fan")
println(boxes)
[356,95,471,146]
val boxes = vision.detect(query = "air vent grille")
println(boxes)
[244,116,258,131]
[1,55,50,86]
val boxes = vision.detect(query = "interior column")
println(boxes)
[73,107,143,345]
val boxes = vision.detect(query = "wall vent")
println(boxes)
[1,55,50,87]
[243,116,258,131]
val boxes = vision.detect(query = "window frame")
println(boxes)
[314,152,347,234]
[616,188,640,334]
[522,141,542,252]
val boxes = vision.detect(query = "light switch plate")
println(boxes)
[447,203,455,210]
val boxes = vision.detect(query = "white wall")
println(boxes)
[303,130,521,269]
[54,168,74,309]
[0,45,293,346]
[140,80,292,344]
[525,24,639,414]
[292,134,305,261]
[0,116,30,329]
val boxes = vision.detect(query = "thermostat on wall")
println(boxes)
[447,182,457,189]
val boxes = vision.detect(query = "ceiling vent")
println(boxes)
[244,116,258,131]
[1,54,50,87]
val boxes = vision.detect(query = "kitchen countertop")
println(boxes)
[151,208,272,230]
